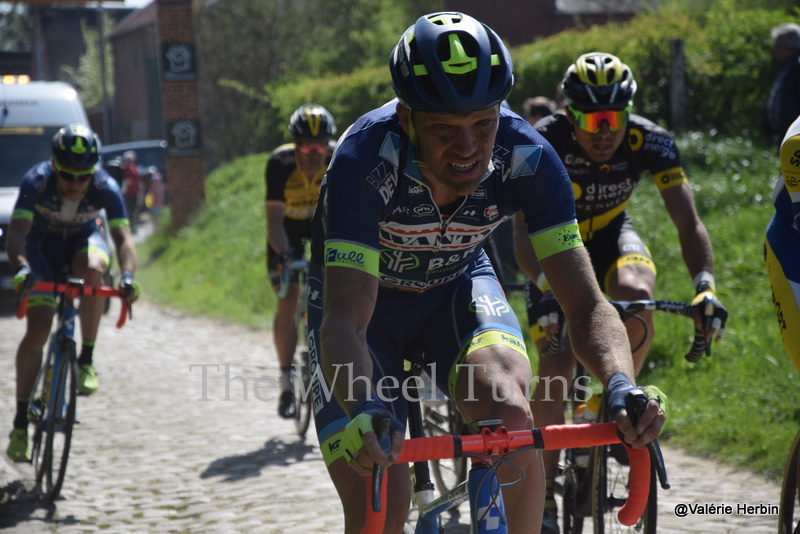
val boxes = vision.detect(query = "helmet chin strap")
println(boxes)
[407,110,420,148]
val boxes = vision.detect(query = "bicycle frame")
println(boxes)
[363,423,651,534]
[19,279,129,500]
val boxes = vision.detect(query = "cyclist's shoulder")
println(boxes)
[270,143,297,163]
[19,161,54,192]
[329,104,402,172]
[627,114,672,138]
[532,110,570,138]
[90,168,122,193]
[780,117,800,179]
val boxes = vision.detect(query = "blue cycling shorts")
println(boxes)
[25,226,110,308]
[307,253,527,466]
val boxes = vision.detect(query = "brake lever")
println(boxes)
[624,390,670,490]
[370,413,392,513]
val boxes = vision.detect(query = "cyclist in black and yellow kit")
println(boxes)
[513,52,728,533]
[265,104,336,418]
[766,114,800,372]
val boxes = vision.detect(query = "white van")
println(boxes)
[0,76,90,293]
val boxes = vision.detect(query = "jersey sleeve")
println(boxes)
[265,148,292,203]
[505,119,583,261]
[631,117,689,192]
[320,131,389,277]
[11,173,38,221]
[97,172,129,229]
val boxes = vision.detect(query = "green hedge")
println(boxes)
[246,2,796,152]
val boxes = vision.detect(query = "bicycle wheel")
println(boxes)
[562,454,587,534]
[779,429,800,534]
[29,349,55,484]
[591,442,657,534]
[423,398,467,493]
[293,349,313,437]
[36,340,77,501]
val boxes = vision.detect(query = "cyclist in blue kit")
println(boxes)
[5,124,139,462]
[306,13,667,533]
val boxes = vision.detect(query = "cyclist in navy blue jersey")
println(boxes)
[5,124,139,463]
[307,14,666,534]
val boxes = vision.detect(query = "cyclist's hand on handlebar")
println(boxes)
[13,264,33,294]
[536,290,563,340]
[118,270,141,303]
[607,373,667,449]
[691,282,727,344]
[341,398,404,477]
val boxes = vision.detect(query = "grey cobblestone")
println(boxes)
[0,301,784,532]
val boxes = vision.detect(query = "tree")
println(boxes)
[0,3,32,52]
[61,11,114,109]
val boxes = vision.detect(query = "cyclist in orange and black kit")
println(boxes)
[265,103,336,418]
[512,52,728,534]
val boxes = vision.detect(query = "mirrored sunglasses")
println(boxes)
[297,143,327,155]
[569,105,630,133]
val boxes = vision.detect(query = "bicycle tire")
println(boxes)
[562,455,587,533]
[293,350,313,437]
[423,398,467,494]
[38,340,77,501]
[779,429,800,534]
[591,441,657,534]
[30,348,54,487]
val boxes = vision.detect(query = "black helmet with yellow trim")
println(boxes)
[288,104,337,138]
[389,12,513,113]
[561,52,637,111]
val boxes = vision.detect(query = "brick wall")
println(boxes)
[156,0,206,234]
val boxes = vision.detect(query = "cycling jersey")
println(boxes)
[534,111,688,241]
[307,101,581,465]
[12,161,127,306]
[766,116,800,372]
[12,161,129,239]
[265,143,331,221]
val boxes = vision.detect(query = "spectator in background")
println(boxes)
[766,23,800,146]
[120,151,141,231]
[522,96,557,127]
[145,166,166,230]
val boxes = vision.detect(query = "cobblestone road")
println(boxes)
[0,301,785,533]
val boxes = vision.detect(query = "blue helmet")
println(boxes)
[51,123,100,173]
[390,12,514,113]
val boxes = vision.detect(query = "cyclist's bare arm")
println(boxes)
[661,183,724,337]
[540,246,664,446]
[512,212,542,282]
[110,226,137,275]
[5,217,32,270]
[320,266,403,471]
[265,202,291,256]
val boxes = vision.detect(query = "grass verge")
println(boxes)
[137,134,795,480]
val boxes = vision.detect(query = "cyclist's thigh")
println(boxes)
[73,227,110,276]
[26,232,72,309]
[765,217,800,372]
[587,213,656,297]
[419,257,529,402]
[307,270,423,467]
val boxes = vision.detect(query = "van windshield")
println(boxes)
[0,127,59,188]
